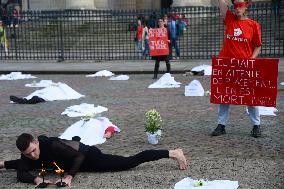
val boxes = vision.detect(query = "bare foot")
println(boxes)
[169,149,187,170]
[0,161,5,169]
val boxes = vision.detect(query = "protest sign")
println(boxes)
[149,28,169,56]
[210,57,279,107]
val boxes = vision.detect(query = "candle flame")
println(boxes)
[53,161,64,175]
[39,163,46,176]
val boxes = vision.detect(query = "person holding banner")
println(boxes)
[150,18,171,79]
[211,0,262,138]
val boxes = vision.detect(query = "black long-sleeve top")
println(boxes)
[15,135,87,183]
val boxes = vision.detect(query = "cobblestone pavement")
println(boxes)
[0,73,283,189]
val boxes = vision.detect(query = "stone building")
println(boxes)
[20,0,271,11]
[0,0,271,11]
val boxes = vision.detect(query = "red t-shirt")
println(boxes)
[136,26,143,40]
[219,10,262,58]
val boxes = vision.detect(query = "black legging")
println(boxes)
[153,56,171,78]
[82,148,169,172]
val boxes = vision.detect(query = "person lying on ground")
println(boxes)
[10,95,45,104]
[0,133,187,188]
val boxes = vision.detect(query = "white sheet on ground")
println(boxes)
[191,65,212,76]
[59,117,121,146]
[185,80,205,96]
[246,106,278,116]
[25,82,84,101]
[86,70,114,77]
[148,73,181,88]
[109,75,129,80]
[0,72,36,80]
[174,177,239,189]
[25,80,54,87]
[61,103,108,117]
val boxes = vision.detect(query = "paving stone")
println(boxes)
[0,73,283,189]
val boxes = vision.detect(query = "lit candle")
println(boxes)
[52,161,64,176]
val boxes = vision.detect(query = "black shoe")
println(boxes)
[72,136,81,142]
[251,125,262,138]
[211,124,226,136]
[10,95,27,104]
[191,70,204,76]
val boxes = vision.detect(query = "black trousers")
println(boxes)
[82,148,169,172]
[4,149,169,172]
[153,56,171,78]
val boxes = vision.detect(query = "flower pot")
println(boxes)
[146,130,162,145]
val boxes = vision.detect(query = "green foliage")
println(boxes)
[145,109,162,134]
[82,112,96,122]
[193,180,206,187]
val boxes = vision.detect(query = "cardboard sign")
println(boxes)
[149,28,169,56]
[210,57,279,107]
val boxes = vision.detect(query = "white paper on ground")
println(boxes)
[174,177,239,189]
[25,82,84,101]
[246,106,278,116]
[148,73,181,88]
[280,82,284,86]
[59,117,121,146]
[185,80,205,96]
[86,70,114,77]
[61,103,108,117]
[25,80,54,87]
[191,65,212,76]
[109,75,129,80]
[0,72,37,80]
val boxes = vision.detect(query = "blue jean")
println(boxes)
[136,40,142,51]
[218,104,260,126]
[170,38,180,58]
[143,39,149,56]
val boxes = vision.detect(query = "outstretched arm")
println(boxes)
[51,139,85,188]
[2,159,54,185]
[251,46,261,58]
[218,0,231,19]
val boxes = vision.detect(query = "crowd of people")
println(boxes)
[0,4,21,57]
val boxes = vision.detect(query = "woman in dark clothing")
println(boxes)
[0,133,187,188]
[152,17,171,79]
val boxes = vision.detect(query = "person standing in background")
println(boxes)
[152,17,171,79]
[135,19,143,56]
[0,20,8,57]
[142,22,150,58]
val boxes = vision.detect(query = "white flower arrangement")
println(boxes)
[145,109,162,134]
[81,113,97,126]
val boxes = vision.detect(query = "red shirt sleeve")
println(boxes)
[224,10,235,26]
[252,22,262,47]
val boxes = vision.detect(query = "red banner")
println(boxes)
[210,57,279,107]
[149,28,169,56]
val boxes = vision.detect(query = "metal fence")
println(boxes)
[0,2,283,61]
